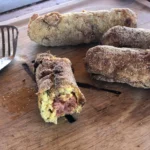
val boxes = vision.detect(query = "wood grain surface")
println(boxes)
[1,0,150,150]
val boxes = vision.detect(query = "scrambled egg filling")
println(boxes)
[38,85,82,124]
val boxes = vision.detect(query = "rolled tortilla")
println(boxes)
[85,45,150,88]
[102,26,150,49]
[35,52,86,124]
[28,8,137,46]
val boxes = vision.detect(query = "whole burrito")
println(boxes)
[85,45,150,88]
[28,8,137,46]
[102,26,150,49]
[35,52,86,124]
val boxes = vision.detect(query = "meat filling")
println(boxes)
[53,94,77,117]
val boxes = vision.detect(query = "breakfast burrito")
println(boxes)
[102,26,150,49]
[34,52,86,124]
[28,8,137,46]
[85,45,150,88]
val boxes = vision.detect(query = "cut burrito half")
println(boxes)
[34,52,86,124]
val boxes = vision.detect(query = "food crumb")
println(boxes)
[22,79,26,82]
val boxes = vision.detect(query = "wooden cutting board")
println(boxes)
[1,0,150,149]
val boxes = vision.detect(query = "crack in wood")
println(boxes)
[22,63,36,82]
[77,82,121,95]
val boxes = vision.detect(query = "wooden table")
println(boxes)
[1,0,150,149]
